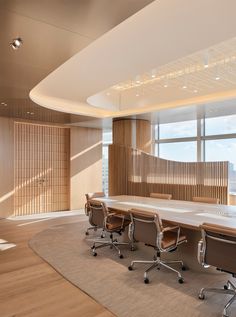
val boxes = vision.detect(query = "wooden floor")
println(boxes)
[0,214,115,317]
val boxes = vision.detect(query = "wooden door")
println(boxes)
[14,122,70,216]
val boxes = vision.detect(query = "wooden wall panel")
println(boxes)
[14,122,70,216]
[109,144,229,205]
[70,127,102,209]
[113,119,151,153]
[0,117,14,217]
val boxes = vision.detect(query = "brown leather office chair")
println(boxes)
[192,196,219,204]
[150,193,172,200]
[198,223,236,317]
[89,200,130,258]
[85,192,105,236]
[128,208,187,284]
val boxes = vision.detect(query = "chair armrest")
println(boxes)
[160,225,181,250]
[162,225,179,233]
[84,202,89,216]
[197,239,210,268]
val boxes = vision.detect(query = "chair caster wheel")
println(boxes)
[178,277,184,284]
[128,266,133,271]
[198,294,205,300]
[224,285,228,290]
[93,252,97,256]
[119,254,124,259]
[182,266,187,271]
[144,278,149,284]
[85,232,89,236]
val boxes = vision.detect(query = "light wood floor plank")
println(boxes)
[0,216,115,317]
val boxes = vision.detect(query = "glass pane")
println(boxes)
[205,115,236,136]
[159,120,197,139]
[159,141,197,162]
[205,138,236,192]
[103,130,112,144]
[102,146,109,195]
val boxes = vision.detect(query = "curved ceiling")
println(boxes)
[30,0,236,118]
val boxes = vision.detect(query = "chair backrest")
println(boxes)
[192,196,219,204]
[150,193,172,200]
[85,192,105,215]
[129,209,162,247]
[87,200,108,228]
[85,192,105,201]
[200,223,236,274]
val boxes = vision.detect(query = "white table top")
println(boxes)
[95,195,236,230]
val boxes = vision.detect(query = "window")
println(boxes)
[159,141,197,162]
[159,120,197,139]
[205,114,236,136]
[102,130,112,195]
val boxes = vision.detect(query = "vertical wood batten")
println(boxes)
[109,144,229,204]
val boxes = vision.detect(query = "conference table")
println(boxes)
[93,195,236,270]
[96,195,236,230]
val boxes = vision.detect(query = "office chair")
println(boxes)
[150,193,172,200]
[84,192,105,236]
[198,223,236,317]
[128,208,187,284]
[89,200,130,258]
[192,196,219,204]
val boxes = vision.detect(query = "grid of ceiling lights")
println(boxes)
[111,38,236,96]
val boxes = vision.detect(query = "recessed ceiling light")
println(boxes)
[182,85,187,89]
[136,93,139,97]
[1,102,7,107]
[215,76,220,80]
[164,84,168,88]
[10,37,23,50]
[193,89,198,93]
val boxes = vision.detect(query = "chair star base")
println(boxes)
[91,233,130,258]
[128,254,185,284]
[199,280,236,317]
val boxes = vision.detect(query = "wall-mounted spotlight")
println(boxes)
[10,37,23,50]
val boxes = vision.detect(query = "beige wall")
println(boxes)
[0,117,14,217]
[0,119,102,217]
[70,126,102,210]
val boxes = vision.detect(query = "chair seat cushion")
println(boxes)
[162,232,187,249]
[106,216,130,231]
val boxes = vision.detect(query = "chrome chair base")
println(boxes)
[91,233,129,258]
[128,255,185,284]
[199,280,236,317]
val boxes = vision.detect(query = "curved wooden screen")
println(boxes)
[109,144,229,205]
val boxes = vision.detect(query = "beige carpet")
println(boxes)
[29,218,236,317]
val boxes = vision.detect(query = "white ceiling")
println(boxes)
[30,0,236,120]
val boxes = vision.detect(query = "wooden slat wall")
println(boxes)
[113,119,151,153]
[109,144,229,204]
[14,122,70,216]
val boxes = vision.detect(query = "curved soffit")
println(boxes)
[30,0,236,118]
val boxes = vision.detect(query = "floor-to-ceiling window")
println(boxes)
[102,130,112,195]
[153,114,236,192]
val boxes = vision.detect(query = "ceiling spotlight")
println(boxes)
[182,85,187,89]
[10,37,23,50]
[1,102,7,107]
[215,75,220,80]
[164,84,168,88]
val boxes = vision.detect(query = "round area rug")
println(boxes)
[29,219,235,317]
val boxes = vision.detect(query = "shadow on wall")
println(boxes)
[70,141,102,176]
